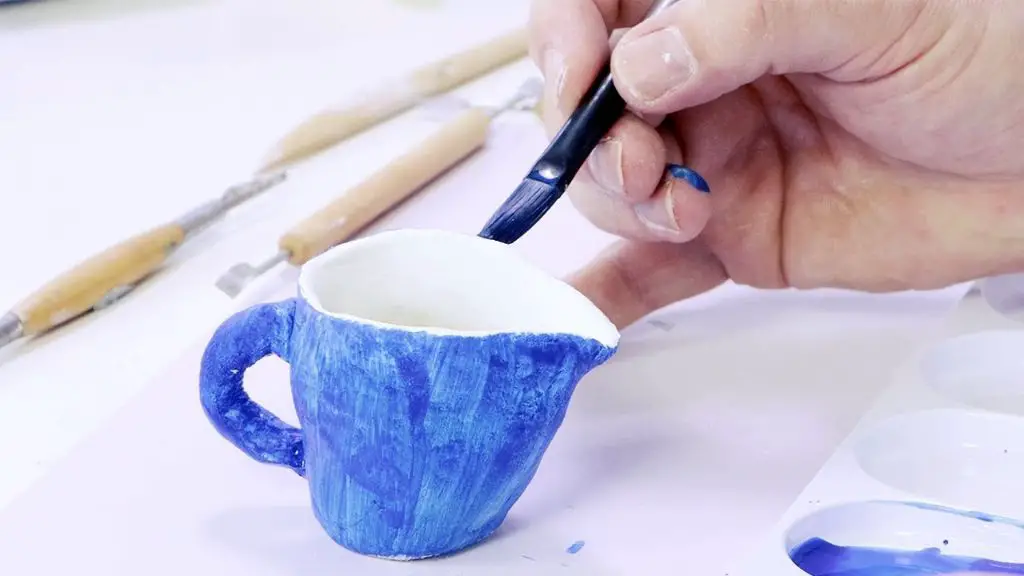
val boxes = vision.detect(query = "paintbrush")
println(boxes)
[0,172,287,352]
[215,79,544,298]
[259,27,528,173]
[478,0,681,244]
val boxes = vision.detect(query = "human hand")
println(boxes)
[530,0,1024,328]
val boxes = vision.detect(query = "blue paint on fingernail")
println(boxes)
[567,540,586,554]
[668,164,710,194]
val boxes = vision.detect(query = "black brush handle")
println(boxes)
[530,0,678,192]
[479,0,679,244]
[529,63,627,192]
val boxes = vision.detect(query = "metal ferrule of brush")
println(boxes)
[646,0,680,16]
[478,0,681,244]
[479,67,625,244]
[534,68,625,188]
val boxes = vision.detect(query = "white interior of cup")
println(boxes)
[298,228,619,347]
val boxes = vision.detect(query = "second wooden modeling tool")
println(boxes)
[259,27,528,173]
[215,79,543,298]
[0,172,287,351]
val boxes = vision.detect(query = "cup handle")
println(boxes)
[199,299,305,477]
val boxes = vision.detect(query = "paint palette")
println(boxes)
[738,274,1024,575]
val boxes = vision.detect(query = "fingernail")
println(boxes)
[588,138,625,194]
[615,27,695,103]
[635,188,678,234]
[543,48,567,113]
[668,164,710,194]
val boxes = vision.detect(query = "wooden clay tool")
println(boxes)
[216,79,542,298]
[0,172,287,351]
[259,27,528,172]
[0,32,526,353]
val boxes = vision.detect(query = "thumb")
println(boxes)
[610,0,949,113]
[566,239,727,329]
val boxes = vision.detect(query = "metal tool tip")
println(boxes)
[519,76,544,97]
[489,77,545,117]
[509,77,544,110]
[214,264,256,298]
[262,170,288,185]
[0,312,24,351]
[215,251,289,298]
[245,171,288,194]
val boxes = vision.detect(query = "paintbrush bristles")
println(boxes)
[478,178,560,244]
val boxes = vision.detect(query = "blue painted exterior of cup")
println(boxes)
[198,229,618,560]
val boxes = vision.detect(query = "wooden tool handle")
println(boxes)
[407,27,528,95]
[14,224,185,335]
[259,28,526,173]
[279,107,492,264]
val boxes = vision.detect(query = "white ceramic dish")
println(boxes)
[737,275,1024,575]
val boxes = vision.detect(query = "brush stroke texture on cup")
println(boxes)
[198,229,618,560]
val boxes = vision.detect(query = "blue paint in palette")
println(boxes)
[902,502,1024,528]
[790,538,1024,575]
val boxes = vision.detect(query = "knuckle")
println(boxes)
[720,0,785,73]
[568,181,628,229]
[739,0,773,37]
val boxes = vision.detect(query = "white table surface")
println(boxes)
[0,280,970,576]
[0,1,973,573]
[0,0,539,510]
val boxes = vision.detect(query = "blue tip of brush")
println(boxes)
[478,178,561,244]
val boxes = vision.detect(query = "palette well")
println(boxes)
[738,275,1024,575]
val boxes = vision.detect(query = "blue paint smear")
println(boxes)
[667,163,710,194]
[902,501,1024,529]
[199,297,616,560]
[567,540,585,554]
[790,538,1024,575]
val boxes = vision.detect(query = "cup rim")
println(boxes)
[296,228,620,347]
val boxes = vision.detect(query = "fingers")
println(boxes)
[584,112,666,202]
[785,173,1024,292]
[528,0,655,125]
[568,154,713,243]
[529,0,605,125]
[610,0,941,114]
[528,0,713,244]
[566,238,727,329]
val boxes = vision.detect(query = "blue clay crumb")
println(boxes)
[567,540,586,554]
